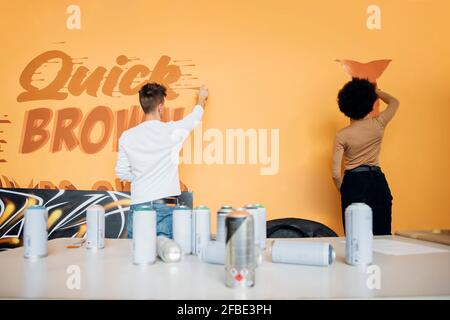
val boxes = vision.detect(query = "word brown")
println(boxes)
[20,105,185,154]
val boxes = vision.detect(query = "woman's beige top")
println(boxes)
[332,103,399,189]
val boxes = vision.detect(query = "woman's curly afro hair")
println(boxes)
[337,78,377,120]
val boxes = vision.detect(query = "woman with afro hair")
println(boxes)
[332,78,399,235]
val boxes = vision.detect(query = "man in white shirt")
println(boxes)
[115,82,209,238]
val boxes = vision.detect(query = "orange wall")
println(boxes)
[1,0,449,235]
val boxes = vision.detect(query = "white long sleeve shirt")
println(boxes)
[115,105,204,204]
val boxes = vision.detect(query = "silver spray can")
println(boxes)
[173,205,192,254]
[216,205,232,243]
[345,202,373,265]
[254,203,267,249]
[132,204,156,265]
[225,208,255,288]
[244,204,266,249]
[85,205,105,250]
[201,240,263,267]
[23,205,48,259]
[270,240,335,266]
[192,205,211,255]
[201,241,225,265]
[157,236,182,263]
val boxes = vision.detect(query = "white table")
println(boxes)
[0,236,449,299]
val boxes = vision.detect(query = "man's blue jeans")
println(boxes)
[127,202,174,239]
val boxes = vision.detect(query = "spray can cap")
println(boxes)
[175,205,191,210]
[27,205,46,210]
[133,204,154,211]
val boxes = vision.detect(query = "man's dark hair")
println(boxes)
[337,78,377,120]
[139,83,167,114]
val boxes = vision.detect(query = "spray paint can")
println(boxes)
[270,240,335,266]
[345,202,373,265]
[254,203,267,249]
[244,204,266,249]
[23,205,48,259]
[201,240,263,267]
[216,205,233,243]
[157,236,182,263]
[132,205,156,265]
[225,208,255,288]
[173,205,192,254]
[85,205,105,250]
[201,241,225,265]
[192,205,211,255]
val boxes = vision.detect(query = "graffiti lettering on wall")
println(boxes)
[19,105,187,154]
[17,51,184,102]
[7,50,197,159]
[0,176,131,192]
